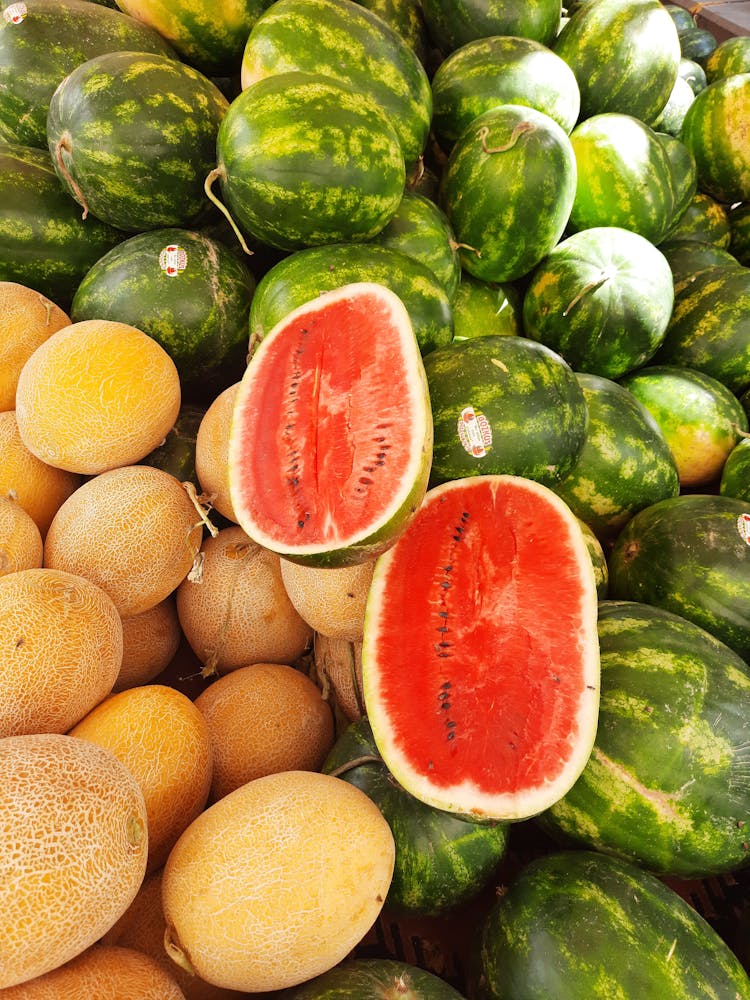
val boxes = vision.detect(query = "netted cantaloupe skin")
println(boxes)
[0,282,70,413]
[162,769,395,992]
[0,495,43,576]
[195,382,240,525]
[115,596,182,692]
[0,733,148,989]
[279,557,375,642]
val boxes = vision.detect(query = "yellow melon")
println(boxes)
[162,769,394,992]
[0,733,148,989]
[0,281,70,413]
[115,596,183,692]
[280,557,375,641]
[0,495,43,576]
[70,684,213,873]
[0,568,123,737]
[0,410,81,537]
[15,318,181,475]
[175,525,312,676]
[195,383,239,524]
[43,465,204,618]
[194,662,334,801]
[0,944,186,998]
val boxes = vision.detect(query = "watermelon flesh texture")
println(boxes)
[363,475,600,821]
[229,282,432,567]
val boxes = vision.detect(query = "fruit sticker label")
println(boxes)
[3,2,27,23]
[159,244,188,277]
[457,405,492,458]
[738,513,750,545]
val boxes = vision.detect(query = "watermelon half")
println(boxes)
[363,474,600,820]
[228,282,433,567]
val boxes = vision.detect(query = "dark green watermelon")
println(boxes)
[608,493,750,661]
[141,403,206,484]
[540,600,750,878]
[729,203,750,265]
[662,191,731,248]
[677,55,707,94]
[354,0,428,63]
[281,958,467,1000]
[654,131,698,230]
[721,440,750,503]
[705,35,750,83]
[451,274,522,341]
[658,239,740,294]
[419,0,561,54]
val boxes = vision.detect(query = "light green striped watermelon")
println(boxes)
[730,203,750,265]
[705,35,750,84]
[423,336,588,488]
[540,600,750,878]
[662,190,731,248]
[655,130,699,230]
[353,0,428,63]
[451,274,522,341]
[721,440,750,502]
[239,0,431,168]
[419,0,562,54]
[475,850,750,999]
[281,959,467,1000]
[213,71,406,252]
[46,50,229,232]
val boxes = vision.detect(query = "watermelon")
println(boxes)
[680,72,750,204]
[419,0,562,54]
[423,336,588,488]
[679,25,719,65]
[370,190,461,302]
[664,2,695,35]
[248,243,453,357]
[678,55,708,95]
[619,364,748,487]
[608,493,750,661]
[70,228,256,402]
[705,36,750,83]
[551,373,679,544]
[0,142,123,306]
[353,0,428,63]
[239,0,431,168]
[474,850,750,999]
[0,0,176,148]
[429,35,581,148]
[521,226,674,380]
[652,74,695,135]
[540,600,750,878]
[658,239,740,292]
[439,104,577,283]
[113,0,268,75]
[578,518,608,598]
[212,71,406,252]
[46,50,229,233]
[662,190,731,248]
[552,0,681,125]
[280,959,467,1000]
[228,282,432,567]
[730,203,750,265]
[141,402,205,484]
[567,113,678,244]
[654,130,698,229]
[323,718,509,916]
[721,439,750,502]
[362,474,600,821]
[451,274,522,341]
[651,264,750,394]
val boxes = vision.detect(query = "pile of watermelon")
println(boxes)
[3,0,750,995]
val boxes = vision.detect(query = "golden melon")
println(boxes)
[162,769,394,992]
[43,465,204,618]
[115,596,183,692]
[313,633,365,723]
[0,495,43,576]
[70,684,213,873]
[279,557,375,641]
[15,319,181,475]
[194,662,334,801]
[0,568,123,737]
[195,383,239,525]
[0,733,148,989]
[175,525,312,676]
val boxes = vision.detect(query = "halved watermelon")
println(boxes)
[363,474,600,820]
[228,282,432,567]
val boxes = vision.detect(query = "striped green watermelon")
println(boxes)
[239,0,431,168]
[729,203,750,265]
[540,600,750,878]
[248,243,453,356]
[419,0,561,54]
[578,518,608,597]
[0,0,176,148]
[423,336,588,488]
[552,0,680,125]
[70,228,256,402]
[439,104,577,283]
[281,959,467,1000]
[664,3,695,35]
[370,190,460,302]
[654,131,698,229]
[451,274,522,342]
[608,493,750,661]
[567,113,678,244]
[678,55,708,95]
[652,74,695,135]
[651,264,750,394]
[229,282,432,567]
[551,373,679,544]
[0,142,123,306]
[680,72,750,204]
[212,71,406,252]
[475,850,750,999]
[521,226,674,380]
[704,35,750,83]
[662,191,731,248]
[721,440,750,502]
[362,474,600,821]
[658,239,740,294]
[353,0,428,63]
[113,0,268,75]
[619,364,748,487]
[323,718,509,916]
[141,402,205,484]
[46,50,229,232]
[679,25,719,65]
[430,35,581,148]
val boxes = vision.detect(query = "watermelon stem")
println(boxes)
[450,239,481,258]
[563,266,616,317]
[732,423,750,439]
[52,134,90,220]
[326,754,383,777]
[204,166,253,257]
[477,122,534,155]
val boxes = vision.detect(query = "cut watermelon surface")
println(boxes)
[228,282,433,567]
[363,475,600,820]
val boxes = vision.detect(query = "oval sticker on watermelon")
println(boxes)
[363,474,600,820]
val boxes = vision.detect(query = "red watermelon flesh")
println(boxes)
[363,475,600,820]
[228,282,432,567]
